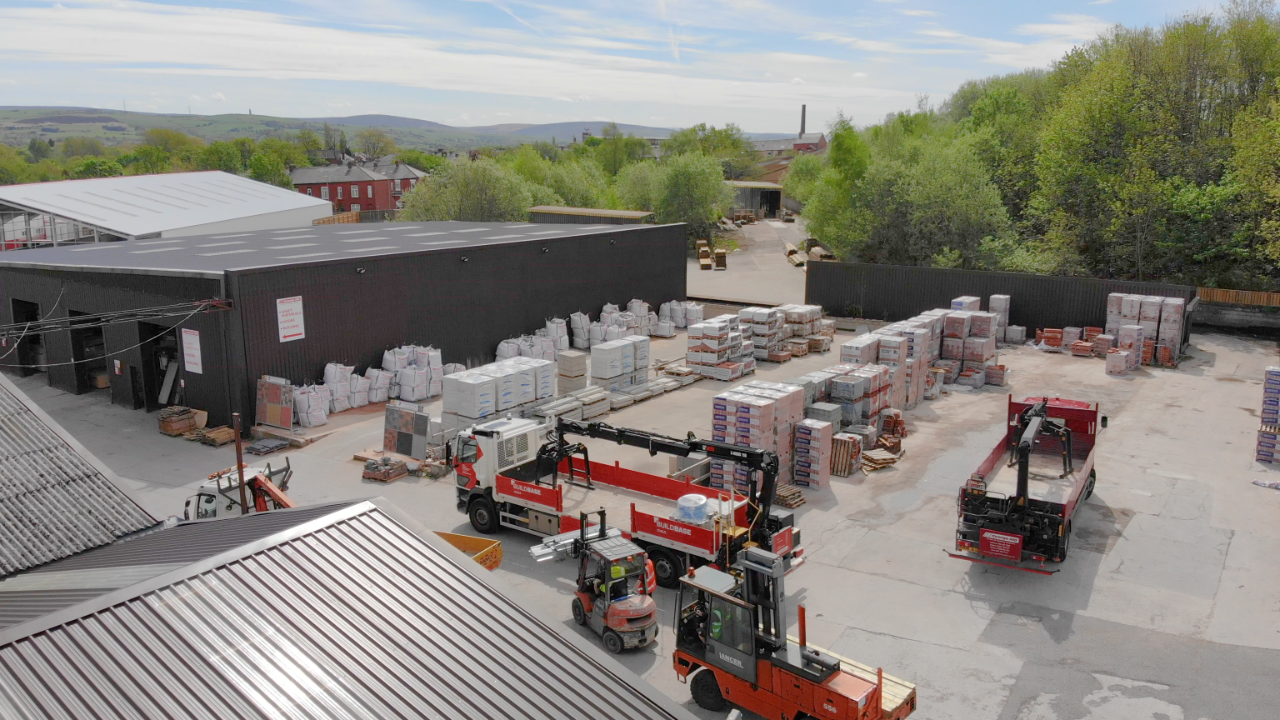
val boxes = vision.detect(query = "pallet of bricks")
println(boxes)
[1102,293,1185,375]
[919,295,1010,388]
[1258,367,1280,464]
[708,381,804,493]
[440,356,556,435]
[778,304,835,360]
[685,314,754,381]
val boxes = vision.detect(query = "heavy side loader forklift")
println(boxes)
[531,510,659,653]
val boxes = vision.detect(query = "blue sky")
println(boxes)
[0,0,1230,132]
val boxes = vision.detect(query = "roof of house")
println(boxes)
[0,499,696,720]
[796,132,826,145]
[375,156,431,180]
[0,172,331,239]
[529,206,654,219]
[0,374,154,579]
[751,133,827,153]
[290,163,391,184]
[727,180,784,190]
[0,221,666,279]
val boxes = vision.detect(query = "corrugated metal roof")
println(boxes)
[0,172,331,239]
[726,180,783,189]
[529,206,654,219]
[290,163,390,185]
[0,374,154,578]
[0,500,695,720]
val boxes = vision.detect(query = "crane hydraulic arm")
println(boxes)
[548,418,781,548]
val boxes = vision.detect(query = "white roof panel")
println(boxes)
[0,171,331,238]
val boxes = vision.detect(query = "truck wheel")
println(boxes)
[1085,470,1096,500]
[1058,522,1072,562]
[648,547,683,589]
[690,668,727,711]
[572,598,586,626]
[468,497,499,534]
[603,630,624,654]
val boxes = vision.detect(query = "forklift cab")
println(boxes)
[578,536,651,609]
[675,566,758,684]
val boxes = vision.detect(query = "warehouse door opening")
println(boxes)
[138,322,180,411]
[68,311,107,395]
[9,299,45,377]
[761,190,781,218]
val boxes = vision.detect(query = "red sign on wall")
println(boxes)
[771,527,794,558]
[980,529,1023,562]
[496,475,562,513]
[631,510,716,556]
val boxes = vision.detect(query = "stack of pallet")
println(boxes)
[196,426,235,447]
[774,485,806,508]
[862,448,902,471]
[831,433,862,477]
[159,406,197,436]
[1259,367,1280,463]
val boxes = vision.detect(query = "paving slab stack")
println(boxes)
[383,400,436,459]
[557,350,589,393]
[1258,367,1280,463]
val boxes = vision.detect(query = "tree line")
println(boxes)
[788,0,1280,290]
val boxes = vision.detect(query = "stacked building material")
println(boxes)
[709,380,804,491]
[570,312,592,349]
[904,357,929,409]
[805,402,843,425]
[779,304,824,339]
[1138,296,1163,345]
[1093,335,1114,356]
[364,368,393,403]
[1158,297,1185,365]
[1063,327,1082,346]
[793,419,833,488]
[956,367,986,388]
[785,338,811,357]
[557,350,589,393]
[1070,341,1095,357]
[985,365,1008,386]
[877,335,906,364]
[807,335,832,353]
[941,337,964,360]
[1259,367,1280,462]
[568,386,610,419]
[931,359,961,384]
[533,395,584,422]
[951,296,981,312]
[944,312,973,339]
[159,406,198,436]
[1105,349,1130,376]
[963,336,996,366]
[1005,326,1027,344]
[1084,326,1103,342]
[970,312,999,339]
[1117,325,1144,370]
[830,433,861,477]
[840,335,880,364]
[442,372,496,425]
[989,295,1011,341]
[1041,328,1064,350]
[293,386,330,428]
[383,400,437,459]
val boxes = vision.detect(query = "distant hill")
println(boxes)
[306,114,455,130]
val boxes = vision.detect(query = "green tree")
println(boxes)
[127,145,172,175]
[71,158,124,179]
[26,138,52,161]
[199,141,245,173]
[826,121,872,185]
[294,129,323,154]
[355,128,395,158]
[616,160,665,212]
[781,154,824,203]
[143,128,204,154]
[655,152,734,239]
[257,137,310,169]
[400,158,533,222]
[0,145,32,185]
[662,123,756,179]
[395,149,447,174]
[61,137,106,159]
[596,122,650,175]
[247,152,292,188]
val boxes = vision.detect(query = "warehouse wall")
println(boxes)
[0,269,232,425]
[228,224,688,407]
[806,262,1197,330]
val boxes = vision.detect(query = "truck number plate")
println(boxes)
[980,529,1023,561]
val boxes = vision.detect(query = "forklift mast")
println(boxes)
[549,418,782,548]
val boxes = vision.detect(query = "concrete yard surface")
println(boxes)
[687,218,808,305]
[13,329,1280,720]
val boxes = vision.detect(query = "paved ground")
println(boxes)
[686,219,809,304]
[12,329,1280,720]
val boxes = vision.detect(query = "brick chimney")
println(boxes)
[800,105,806,138]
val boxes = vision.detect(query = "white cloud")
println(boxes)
[807,32,960,55]
[211,91,225,101]
[790,77,805,84]
[1090,0,1114,4]
[898,9,939,16]
[0,79,15,85]
[188,94,201,102]
[852,72,867,78]
[1017,14,1111,40]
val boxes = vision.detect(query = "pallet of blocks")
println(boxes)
[793,419,833,488]
[557,349,589,393]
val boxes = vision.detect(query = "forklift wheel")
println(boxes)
[648,547,683,589]
[1085,470,1096,500]
[572,598,586,626]
[603,630,624,654]
[690,669,727,711]
[468,497,499,534]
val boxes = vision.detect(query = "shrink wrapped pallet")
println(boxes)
[840,335,879,364]
[443,372,495,418]
[1158,297,1185,350]
[1121,294,1142,320]
[1093,334,1114,356]
[963,336,996,362]
[591,340,627,379]
[1063,327,1082,346]
[624,335,651,368]
[1005,325,1026,344]
[951,296,981,311]
[1106,350,1129,376]
[989,294,1011,326]
[970,312,998,338]
[877,335,907,363]
[941,337,964,360]
[794,419,833,488]
[806,402,843,425]
[932,359,961,384]
[944,311,973,338]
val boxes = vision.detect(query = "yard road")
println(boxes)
[14,329,1280,720]
[686,219,808,305]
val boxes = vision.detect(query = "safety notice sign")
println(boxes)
[276,296,305,343]
[181,328,202,374]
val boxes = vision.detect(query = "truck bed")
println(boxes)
[982,451,1080,504]
[559,480,679,523]
[788,635,917,720]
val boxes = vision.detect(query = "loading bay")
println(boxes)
[15,327,1279,720]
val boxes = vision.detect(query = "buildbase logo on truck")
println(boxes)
[654,519,692,536]
[497,475,560,512]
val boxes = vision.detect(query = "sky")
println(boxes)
[0,0,1232,132]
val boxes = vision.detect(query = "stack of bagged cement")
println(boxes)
[323,362,356,412]
[381,345,444,400]
[570,312,591,349]
[293,385,331,428]
[660,300,704,329]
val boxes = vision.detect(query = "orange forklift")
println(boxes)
[673,546,915,720]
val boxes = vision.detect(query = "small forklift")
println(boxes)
[531,511,659,654]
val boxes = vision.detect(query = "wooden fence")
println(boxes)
[312,211,360,226]
[1196,287,1280,307]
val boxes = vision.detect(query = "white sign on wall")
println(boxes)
[276,296,306,343]
[181,328,203,375]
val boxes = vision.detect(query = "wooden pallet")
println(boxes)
[198,426,237,447]
[774,485,806,508]
[862,448,903,471]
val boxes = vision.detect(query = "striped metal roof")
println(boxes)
[0,374,154,578]
[0,500,694,720]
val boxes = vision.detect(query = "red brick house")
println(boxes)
[290,162,396,213]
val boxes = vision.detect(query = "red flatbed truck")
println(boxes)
[950,396,1105,574]
[452,417,804,587]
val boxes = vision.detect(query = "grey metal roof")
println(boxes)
[290,163,389,185]
[0,374,154,579]
[0,221,663,279]
[0,172,331,239]
[0,500,695,720]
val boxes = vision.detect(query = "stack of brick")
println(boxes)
[1063,327,1082,346]
[963,336,997,375]
[746,307,786,362]
[970,312,999,340]
[1093,334,1115,356]
[840,335,880,364]
[778,304,824,339]
[1116,325,1144,370]
[1106,293,1142,337]
[1157,297,1185,367]
[1105,349,1130,376]
[944,312,973,340]
[1041,328,1064,350]
[951,296,981,312]
[794,419,833,488]
[1259,367,1280,463]
[709,380,805,490]
[1070,341,1094,358]
[989,294,1011,341]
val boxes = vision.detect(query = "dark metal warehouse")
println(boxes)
[0,221,687,428]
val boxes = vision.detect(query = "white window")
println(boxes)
[394,179,401,191]
[352,204,361,212]
[351,184,359,199]
[321,186,329,200]
[306,188,313,196]
[337,186,343,200]
[366,184,373,199]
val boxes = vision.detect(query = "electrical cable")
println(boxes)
[0,305,204,370]
[0,285,65,363]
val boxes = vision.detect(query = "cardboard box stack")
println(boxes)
[793,419,833,488]
[709,380,804,491]
[557,350,589,393]
[1258,367,1280,463]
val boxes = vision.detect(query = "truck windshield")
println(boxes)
[458,437,478,463]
